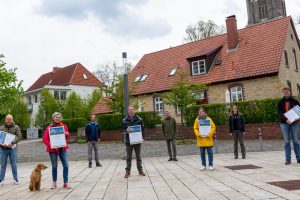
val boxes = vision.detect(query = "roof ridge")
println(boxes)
[142,16,291,58]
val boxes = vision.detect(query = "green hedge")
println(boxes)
[184,98,281,127]
[62,118,87,132]
[97,111,161,131]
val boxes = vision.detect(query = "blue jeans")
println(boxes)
[280,123,300,161]
[49,149,69,183]
[0,148,18,181]
[200,147,213,166]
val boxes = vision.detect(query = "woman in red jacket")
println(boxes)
[43,112,71,189]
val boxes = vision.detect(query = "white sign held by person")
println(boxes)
[284,105,300,123]
[0,131,16,148]
[49,126,67,149]
[198,119,211,137]
[128,125,143,145]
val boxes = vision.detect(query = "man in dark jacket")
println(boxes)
[85,114,101,168]
[121,105,145,178]
[277,87,300,165]
[0,114,22,185]
[162,110,177,161]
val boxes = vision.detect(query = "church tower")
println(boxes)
[246,0,287,25]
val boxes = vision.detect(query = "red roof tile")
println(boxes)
[130,17,293,95]
[92,97,113,115]
[26,63,105,92]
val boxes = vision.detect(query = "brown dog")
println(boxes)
[29,163,47,191]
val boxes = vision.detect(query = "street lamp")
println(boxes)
[123,52,129,116]
[41,96,46,133]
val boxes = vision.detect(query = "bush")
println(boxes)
[62,118,86,132]
[97,111,161,131]
[184,98,281,127]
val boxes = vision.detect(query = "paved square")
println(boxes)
[1,151,300,199]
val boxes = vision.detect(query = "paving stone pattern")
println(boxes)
[1,152,300,199]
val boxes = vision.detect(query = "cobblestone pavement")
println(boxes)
[14,139,285,163]
[1,151,300,199]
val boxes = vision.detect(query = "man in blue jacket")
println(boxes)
[85,115,101,168]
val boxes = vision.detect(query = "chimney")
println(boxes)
[226,15,239,50]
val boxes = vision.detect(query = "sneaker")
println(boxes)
[51,182,57,189]
[285,160,291,165]
[88,162,92,168]
[200,166,205,171]
[13,178,19,185]
[63,182,71,189]
[173,158,178,161]
[242,155,246,159]
[168,158,173,161]
[209,166,214,171]
[0,180,3,186]
[234,156,238,159]
[96,162,102,167]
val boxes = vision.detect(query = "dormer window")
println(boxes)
[140,74,149,82]
[192,60,206,75]
[134,75,142,82]
[82,73,88,80]
[169,68,177,76]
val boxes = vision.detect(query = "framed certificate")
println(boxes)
[284,105,300,123]
[0,131,16,145]
[49,126,67,148]
[198,120,211,137]
[128,125,143,145]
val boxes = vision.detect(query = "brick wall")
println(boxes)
[99,123,285,141]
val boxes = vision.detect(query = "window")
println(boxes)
[194,91,205,99]
[134,75,142,82]
[192,60,206,75]
[48,80,52,84]
[297,84,300,99]
[28,96,32,104]
[54,91,67,100]
[34,94,38,103]
[169,68,177,76]
[82,73,88,80]
[258,0,268,20]
[284,50,289,68]
[287,81,292,95]
[154,97,163,114]
[291,34,294,41]
[230,86,243,102]
[176,106,181,114]
[293,48,298,71]
[140,74,149,82]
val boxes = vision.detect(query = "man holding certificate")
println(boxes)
[0,114,22,185]
[277,87,300,165]
[121,105,146,178]
[43,112,71,189]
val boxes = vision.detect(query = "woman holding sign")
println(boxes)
[43,112,71,189]
[193,107,216,171]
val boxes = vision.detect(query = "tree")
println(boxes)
[0,54,23,114]
[9,98,30,130]
[183,20,225,43]
[163,70,206,129]
[63,91,85,119]
[35,89,58,127]
[83,89,103,119]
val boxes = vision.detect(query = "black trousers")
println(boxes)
[166,139,177,158]
[233,131,246,157]
[125,144,142,171]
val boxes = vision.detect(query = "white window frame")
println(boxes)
[293,49,298,71]
[140,74,149,82]
[82,73,88,80]
[191,60,206,75]
[154,97,163,114]
[230,86,243,102]
[170,68,177,76]
[54,90,67,100]
[134,75,142,82]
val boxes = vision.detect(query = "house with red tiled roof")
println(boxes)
[128,15,300,119]
[92,97,113,115]
[25,62,105,121]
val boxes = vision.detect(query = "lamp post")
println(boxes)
[41,96,46,133]
[123,52,129,116]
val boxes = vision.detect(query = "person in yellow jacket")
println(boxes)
[193,107,216,171]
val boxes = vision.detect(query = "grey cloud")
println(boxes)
[36,0,171,39]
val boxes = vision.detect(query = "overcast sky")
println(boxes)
[1,0,299,90]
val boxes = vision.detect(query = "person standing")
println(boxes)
[277,87,300,165]
[121,105,146,178]
[229,105,246,159]
[43,112,71,189]
[162,110,177,161]
[85,114,102,168]
[0,114,22,185]
[193,107,216,171]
